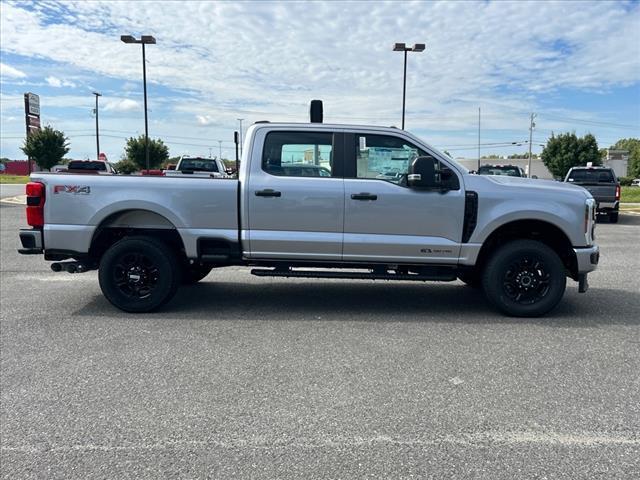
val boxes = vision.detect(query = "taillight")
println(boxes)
[615,185,620,201]
[26,182,45,227]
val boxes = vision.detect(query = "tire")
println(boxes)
[482,239,566,317]
[182,264,213,284]
[609,212,619,223]
[98,236,181,313]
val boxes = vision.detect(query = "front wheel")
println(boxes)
[482,240,566,317]
[98,236,180,312]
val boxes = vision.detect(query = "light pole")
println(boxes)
[392,43,425,130]
[92,92,102,160]
[237,118,244,156]
[528,113,536,178]
[121,34,156,171]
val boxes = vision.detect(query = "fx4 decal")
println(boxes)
[53,185,91,195]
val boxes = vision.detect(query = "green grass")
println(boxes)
[621,186,640,203]
[0,175,29,184]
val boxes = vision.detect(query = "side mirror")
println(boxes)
[408,156,441,189]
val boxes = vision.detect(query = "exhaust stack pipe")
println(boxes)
[50,262,89,274]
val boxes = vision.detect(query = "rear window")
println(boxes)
[567,169,614,183]
[67,161,107,171]
[180,158,218,172]
[478,166,522,177]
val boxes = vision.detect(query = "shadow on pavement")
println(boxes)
[75,280,640,327]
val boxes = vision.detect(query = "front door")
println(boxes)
[342,132,465,264]
[246,129,344,261]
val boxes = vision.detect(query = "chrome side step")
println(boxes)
[250,267,457,282]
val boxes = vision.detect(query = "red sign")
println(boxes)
[98,153,107,161]
[28,116,40,127]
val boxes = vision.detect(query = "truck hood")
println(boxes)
[466,174,592,199]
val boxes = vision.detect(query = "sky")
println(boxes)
[1,0,639,161]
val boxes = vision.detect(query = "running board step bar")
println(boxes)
[250,267,457,282]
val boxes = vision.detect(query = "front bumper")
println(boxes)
[574,245,599,274]
[18,228,43,254]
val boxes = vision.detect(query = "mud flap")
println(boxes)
[578,273,589,293]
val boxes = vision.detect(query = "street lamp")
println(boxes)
[92,92,102,160]
[392,43,425,130]
[121,34,156,171]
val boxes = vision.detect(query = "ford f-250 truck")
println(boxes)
[18,122,599,317]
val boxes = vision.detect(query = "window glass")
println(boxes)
[355,134,459,189]
[263,131,333,177]
[567,169,614,183]
[180,157,219,172]
[356,134,425,184]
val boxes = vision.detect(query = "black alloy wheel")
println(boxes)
[99,236,180,312]
[482,239,566,317]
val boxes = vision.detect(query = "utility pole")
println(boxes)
[237,118,244,157]
[218,140,222,160]
[209,147,212,158]
[528,113,536,178]
[477,107,481,171]
[92,92,102,160]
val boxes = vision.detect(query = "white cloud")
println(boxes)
[45,75,76,88]
[103,98,140,112]
[0,62,27,79]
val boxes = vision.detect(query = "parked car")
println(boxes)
[564,166,620,223]
[19,121,599,317]
[631,178,640,187]
[65,160,118,175]
[478,164,526,177]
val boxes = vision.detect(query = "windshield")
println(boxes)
[179,158,218,172]
[567,169,614,183]
[478,166,522,177]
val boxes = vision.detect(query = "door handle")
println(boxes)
[255,189,282,197]
[351,193,378,201]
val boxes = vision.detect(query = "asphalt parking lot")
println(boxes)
[1,201,639,479]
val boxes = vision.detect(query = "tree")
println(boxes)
[124,135,169,170]
[115,158,139,175]
[610,138,640,177]
[20,126,70,171]
[541,132,600,179]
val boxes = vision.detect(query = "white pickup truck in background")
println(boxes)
[163,156,229,178]
[18,121,599,317]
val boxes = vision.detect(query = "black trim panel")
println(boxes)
[462,191,478,243]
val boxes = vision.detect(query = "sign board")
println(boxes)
[28,116,41,128]
[98,153,107,161]
[26,93,40,116]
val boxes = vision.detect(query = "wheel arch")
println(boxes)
[474,219,577,279]
[89,209,187,263]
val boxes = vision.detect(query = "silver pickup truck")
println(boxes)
[19,122,599,317]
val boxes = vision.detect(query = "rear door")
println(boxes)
[246,129,345,261]
[342,132,466,264]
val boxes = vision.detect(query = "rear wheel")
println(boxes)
[609,212,619,223]
[482,240,566,317]
[98,236,180,312]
